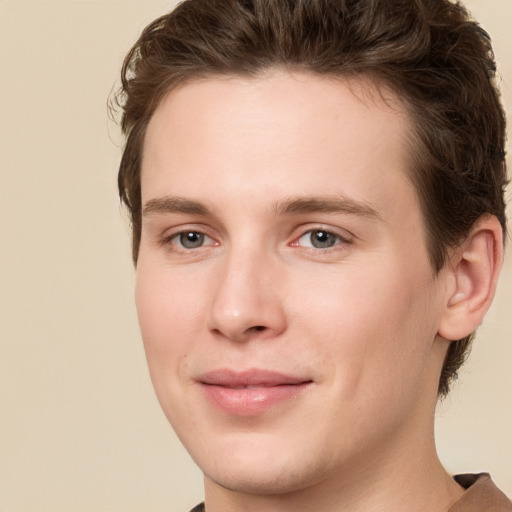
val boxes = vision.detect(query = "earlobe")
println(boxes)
[438,215,503,341]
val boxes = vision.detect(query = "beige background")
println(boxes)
[0,1,510,511]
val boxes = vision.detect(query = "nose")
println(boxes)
[207,248,287,343]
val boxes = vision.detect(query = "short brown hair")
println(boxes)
[115,0,508,396]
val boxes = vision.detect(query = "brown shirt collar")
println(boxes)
[190,473,512,512]
[448,473,512,512]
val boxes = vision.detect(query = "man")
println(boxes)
[115,0,510,510]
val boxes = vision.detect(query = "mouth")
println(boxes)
[197,369,313,416]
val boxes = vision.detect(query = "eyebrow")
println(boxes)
[142,194,382,221]
[276,196,382,220]
[142,196,212,217]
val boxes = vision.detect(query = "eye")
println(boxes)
[170,231,215,249]
[295,229,348,249]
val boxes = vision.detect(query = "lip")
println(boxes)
[197,369,313,416]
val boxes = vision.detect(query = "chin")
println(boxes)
[204,464,318,496]
[194,436,332,497]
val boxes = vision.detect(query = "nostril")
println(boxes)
[253,326,266,331]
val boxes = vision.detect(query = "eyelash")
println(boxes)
[160,226,352,253]
[291,228,352,250]
[161,230,218,252]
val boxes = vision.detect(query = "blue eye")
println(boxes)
[172,231,212,249]
[297,229,345,249]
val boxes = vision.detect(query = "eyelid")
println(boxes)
[289,225,354,252]
[159,224,220,251]
[173,231,215,248]
[290,223,353,242]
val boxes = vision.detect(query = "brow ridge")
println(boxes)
[142,196,211,217]
[276,196,382,220]
[142,194,382,221]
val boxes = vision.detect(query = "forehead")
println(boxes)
[142,71,416,221]
[144,71,410,159]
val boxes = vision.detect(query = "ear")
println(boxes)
[438,215,503,341]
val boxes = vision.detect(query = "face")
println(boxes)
[136,71,450,496]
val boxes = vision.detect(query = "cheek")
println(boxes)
[136,260,207,334]
[291,261,436,397]
[134,262,209,385]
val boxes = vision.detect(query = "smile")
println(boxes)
[197,369,313,416]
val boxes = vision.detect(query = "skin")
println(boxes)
[136,71,469,512]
